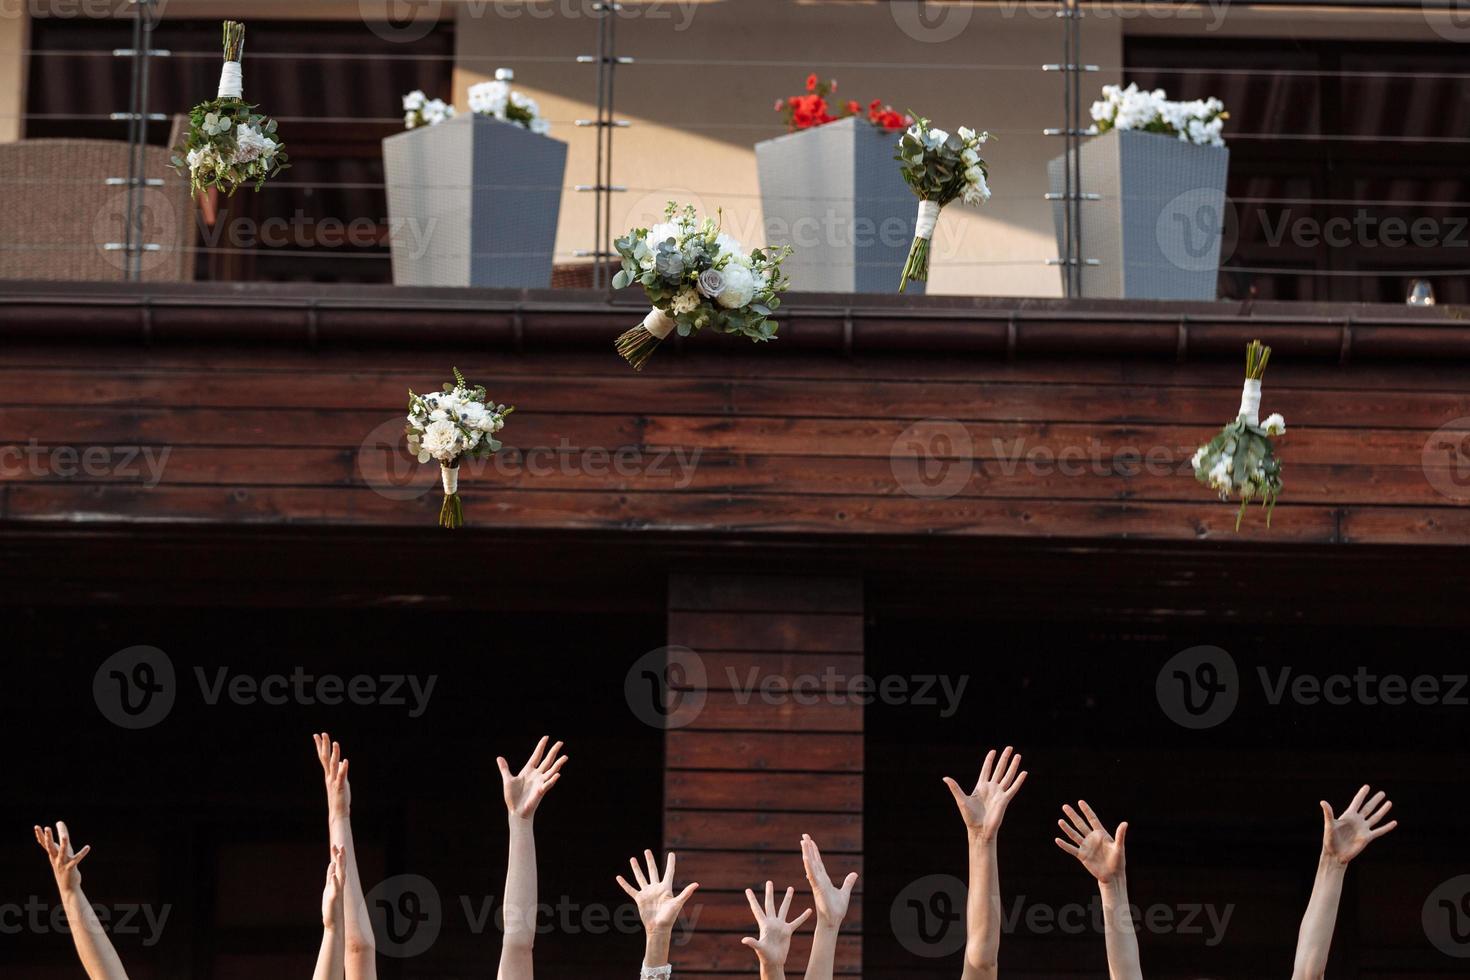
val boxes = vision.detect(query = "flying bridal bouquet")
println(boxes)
[469,69,551,135]
[403,90,456,130]
[1192,340,1285,530]
[610,202,793,371]
[405,368,514,529]
[170,21,289,197]
[895,117,991,292]
[1090,83,1228,147]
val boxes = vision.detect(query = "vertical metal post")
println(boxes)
[1043,0,1097,298]
[575,3,632,288]
[112,0,168,281]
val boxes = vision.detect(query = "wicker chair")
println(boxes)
[0,129,196,282]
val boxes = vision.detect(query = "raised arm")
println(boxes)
[616,849,700,979]
[1291,785,1396,980]
[1055,801,1140,980]
[943,746,1028,980]
[497,735,568,980]
[313,845,346,980]
[314,733,376,980]
[32,822,130,980]
[741,880,813,980]
[800,835,858,980]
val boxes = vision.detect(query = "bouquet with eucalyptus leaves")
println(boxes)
[406,368,514,529]
[170,21,289,197]
[611,202,793,371]
[1192,340,1286,530]
[895,117,991,292]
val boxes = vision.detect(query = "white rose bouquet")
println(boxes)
[1192,340,1285,530]
[610,202,793,371]
[403,89,456,130]
[405,368,514,529]
[468,71,551,135]
[170,21,289,197]
[1091,83,1227,148]
[895,116,991,292]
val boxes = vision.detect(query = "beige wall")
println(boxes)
[0,11,29,143]
[455,0,1123,297]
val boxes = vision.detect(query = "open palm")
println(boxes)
[617,849,700,933]
[1322,784,1396,864]
[499,736,567,819]
[1056,800,1127,884]
[741,880,812,965]
[944,746,1028,840]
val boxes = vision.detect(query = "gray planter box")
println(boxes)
[756,116,921,294]
[382,114,566,288]
[1047,129,1229,300]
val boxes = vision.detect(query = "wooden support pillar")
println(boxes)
[663,573,864,978]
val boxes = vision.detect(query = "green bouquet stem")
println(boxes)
[614,325,663,372]
[439,492,464,529]
[899,236,931,293]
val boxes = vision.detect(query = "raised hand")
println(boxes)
[1320,785,1396,865]
[322,845,345,929]
[34,822,91,895]
[313,732,351,817]
[618,849,700,936]
[498,736,567,821]
[741,880,812,968]
[944,746,1028,841]
[32,821,131,980]
[1055,801,1127,885]
[801,835,858,929]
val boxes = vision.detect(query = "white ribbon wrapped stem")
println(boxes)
[218,61,243,100]
[1238,379,1262,425]
[915,200,941,241]
[441,463,459,495]
[642,307,675,339]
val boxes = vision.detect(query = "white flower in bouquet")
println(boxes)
[233,124,276,164]
[420,419,464,463]
[403,90,428,112]
[671,287,702,315]
[610,201,794,370]
[1262,413,1286,436]
[716,263,757,309]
